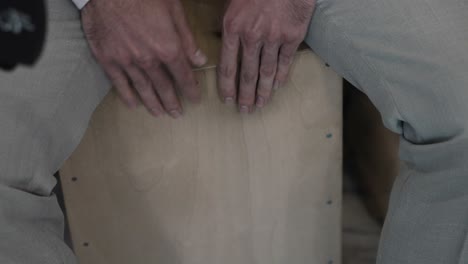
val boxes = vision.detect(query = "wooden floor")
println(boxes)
[342,175,382,264]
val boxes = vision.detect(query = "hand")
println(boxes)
[81,0,207,118]
[218,0,316,113]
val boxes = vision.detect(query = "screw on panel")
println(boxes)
[326,133,333,139]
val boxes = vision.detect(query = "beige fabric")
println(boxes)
[0,0,109,263]
[306,0,468,263]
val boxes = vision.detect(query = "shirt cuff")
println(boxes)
[72,0,91,9]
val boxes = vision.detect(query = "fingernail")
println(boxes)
[193,49,208,66]
[169,110,182,119]
[239,105,249,114]
[256,96,265,108]
[225,97,234,105]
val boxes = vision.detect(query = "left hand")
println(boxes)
[218,0,316,113]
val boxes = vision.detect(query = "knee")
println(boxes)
[398,72,468,144]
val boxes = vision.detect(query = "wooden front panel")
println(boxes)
[60,51,342,264]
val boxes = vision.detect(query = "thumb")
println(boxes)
[171,2,208,67]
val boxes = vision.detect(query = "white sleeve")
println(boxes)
[72,0,91,9]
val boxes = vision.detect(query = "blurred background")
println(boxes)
[342,80,400,264]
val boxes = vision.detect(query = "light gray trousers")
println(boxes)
[0,0,467,263]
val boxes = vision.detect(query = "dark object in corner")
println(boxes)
[0,0,46,71]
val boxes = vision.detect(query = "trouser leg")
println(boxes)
[305,0,468,263]
[0,0,109,262]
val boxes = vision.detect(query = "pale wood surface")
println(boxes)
[60,51,343,264]
[60,0,343,263]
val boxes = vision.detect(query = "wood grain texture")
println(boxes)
[60,51,342,264]
[60,1,343,263]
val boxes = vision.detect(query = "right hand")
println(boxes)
[81,0,207,118]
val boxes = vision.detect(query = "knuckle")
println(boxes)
[223,17,240,35]
[266,32,281,43]
[241,71,258,84]
[132,78,151,93]
[158,45,180,63]
[244,29,262,44]
[283,31,302,42]
[279,52,294,65]
[217,64,236,79]
[118,56,133,67]
[134,82,151,93]
[137,90,153,102]
[134,54,156,68]
[161,51,179,64]
[243,46,258,57]
[158,92,178,105]
[275,69,289,82]
[260,65,276,77]
[156,83,171,93]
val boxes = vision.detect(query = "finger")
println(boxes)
[217,30,240,104]
[256,43,280,108]
[238,38,261,113]
[145,14,200,104]
[103,64,139,108]
[164,51,200,103]
[145,65,183,119]
[126,65,164,117]
[275,42,300,90]
[171,1,207,67]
